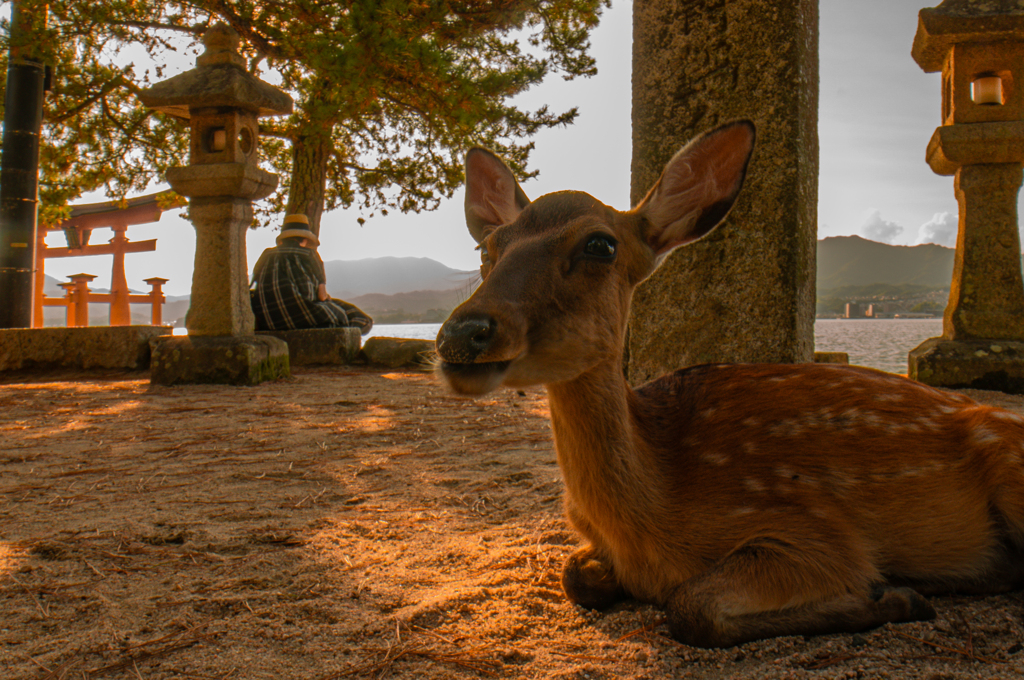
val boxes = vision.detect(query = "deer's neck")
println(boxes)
[545,359,657,526]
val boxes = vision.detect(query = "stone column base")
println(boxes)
[150,335,290,386]
[256,327,361,366]
[813,351,849,365]
[909,337,1024,393]
[359,337,436,369]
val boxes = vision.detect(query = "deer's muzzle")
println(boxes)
[436,314,514,395]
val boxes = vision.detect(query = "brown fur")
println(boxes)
[435,122,1024,647]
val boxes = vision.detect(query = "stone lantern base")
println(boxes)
[150,335,290,386]
[909,337,1024,394]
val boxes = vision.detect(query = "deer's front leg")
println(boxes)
[665,537,936,648]
[561,545,626,610]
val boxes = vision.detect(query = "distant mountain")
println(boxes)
[817,236,955,293]
[42,274,63,296]
[323,256,477,298]
[348,288,473,324]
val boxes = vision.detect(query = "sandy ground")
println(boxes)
[1,365,1023,680]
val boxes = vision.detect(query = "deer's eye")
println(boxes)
[478,245,492,279]
[582,235,616,260]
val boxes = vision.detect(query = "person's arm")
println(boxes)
[295,248,328,301]
[251,248,272,285]
[310,249,329,300]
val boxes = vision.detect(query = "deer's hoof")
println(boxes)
[561,547,626,610]
[870,584,936,623]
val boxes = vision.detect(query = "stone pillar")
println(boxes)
[139,24,293,385]
[946,163,1024,340]
[184,199,258,337]
[627,0,818,385]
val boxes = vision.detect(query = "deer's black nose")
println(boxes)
[436,315,496,363]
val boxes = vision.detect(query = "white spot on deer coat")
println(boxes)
[773,466,793,478]
[991,410,1024,425]
[743,478,767,493]
[702,452,730,466]
[770,419,805,438]
[969,425,1003,447]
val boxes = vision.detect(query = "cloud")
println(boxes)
[860,210,904,244]
[915,212,958,247]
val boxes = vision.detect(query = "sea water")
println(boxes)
[365,323,444,342]
[814,318,943,375]
[368,319,946,375]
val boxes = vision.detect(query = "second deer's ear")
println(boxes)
[464,148,531,244]
[635,121,756,259]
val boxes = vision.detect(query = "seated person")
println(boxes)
[250,214,373,334]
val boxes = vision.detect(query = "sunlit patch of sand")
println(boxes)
[345,405,395,433]
[381,372,430,382]
[56,420,95,432]
[528,405,551,418]
[5,381,146,394]
[0,542,25,578]
[90,400,143,416]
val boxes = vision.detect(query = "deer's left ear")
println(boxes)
[464,147,531,244]
[635,121,755,259]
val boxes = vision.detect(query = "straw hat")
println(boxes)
[276,213,320,247]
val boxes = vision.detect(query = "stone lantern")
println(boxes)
[909,0,1024,392]
[138,23,293,385]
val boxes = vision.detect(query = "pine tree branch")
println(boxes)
[107,20,205,37]
[47,76,130,125]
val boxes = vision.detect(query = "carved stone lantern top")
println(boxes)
[914,3,1024,73]
[913,1,1024,174]
[138,24,292,120]
[138,23,293,199]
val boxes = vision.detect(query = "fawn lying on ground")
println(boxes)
[434,121,1024,648]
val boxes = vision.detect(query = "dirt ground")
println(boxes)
[1,365,1023,680]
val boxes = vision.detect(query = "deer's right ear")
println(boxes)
[464,147,530,244]
[635,121,756,260]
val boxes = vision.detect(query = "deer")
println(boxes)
[434,121,1024,648]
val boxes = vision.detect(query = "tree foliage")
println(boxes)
[0,0,608,231]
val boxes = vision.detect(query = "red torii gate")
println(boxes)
[33,192,168,327]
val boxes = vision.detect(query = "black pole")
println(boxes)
[0,1,46,328]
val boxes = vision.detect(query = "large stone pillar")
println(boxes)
[627,0,818,385]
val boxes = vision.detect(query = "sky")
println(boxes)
[42,0,967,296]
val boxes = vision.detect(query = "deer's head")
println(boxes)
[436,121,756,395]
